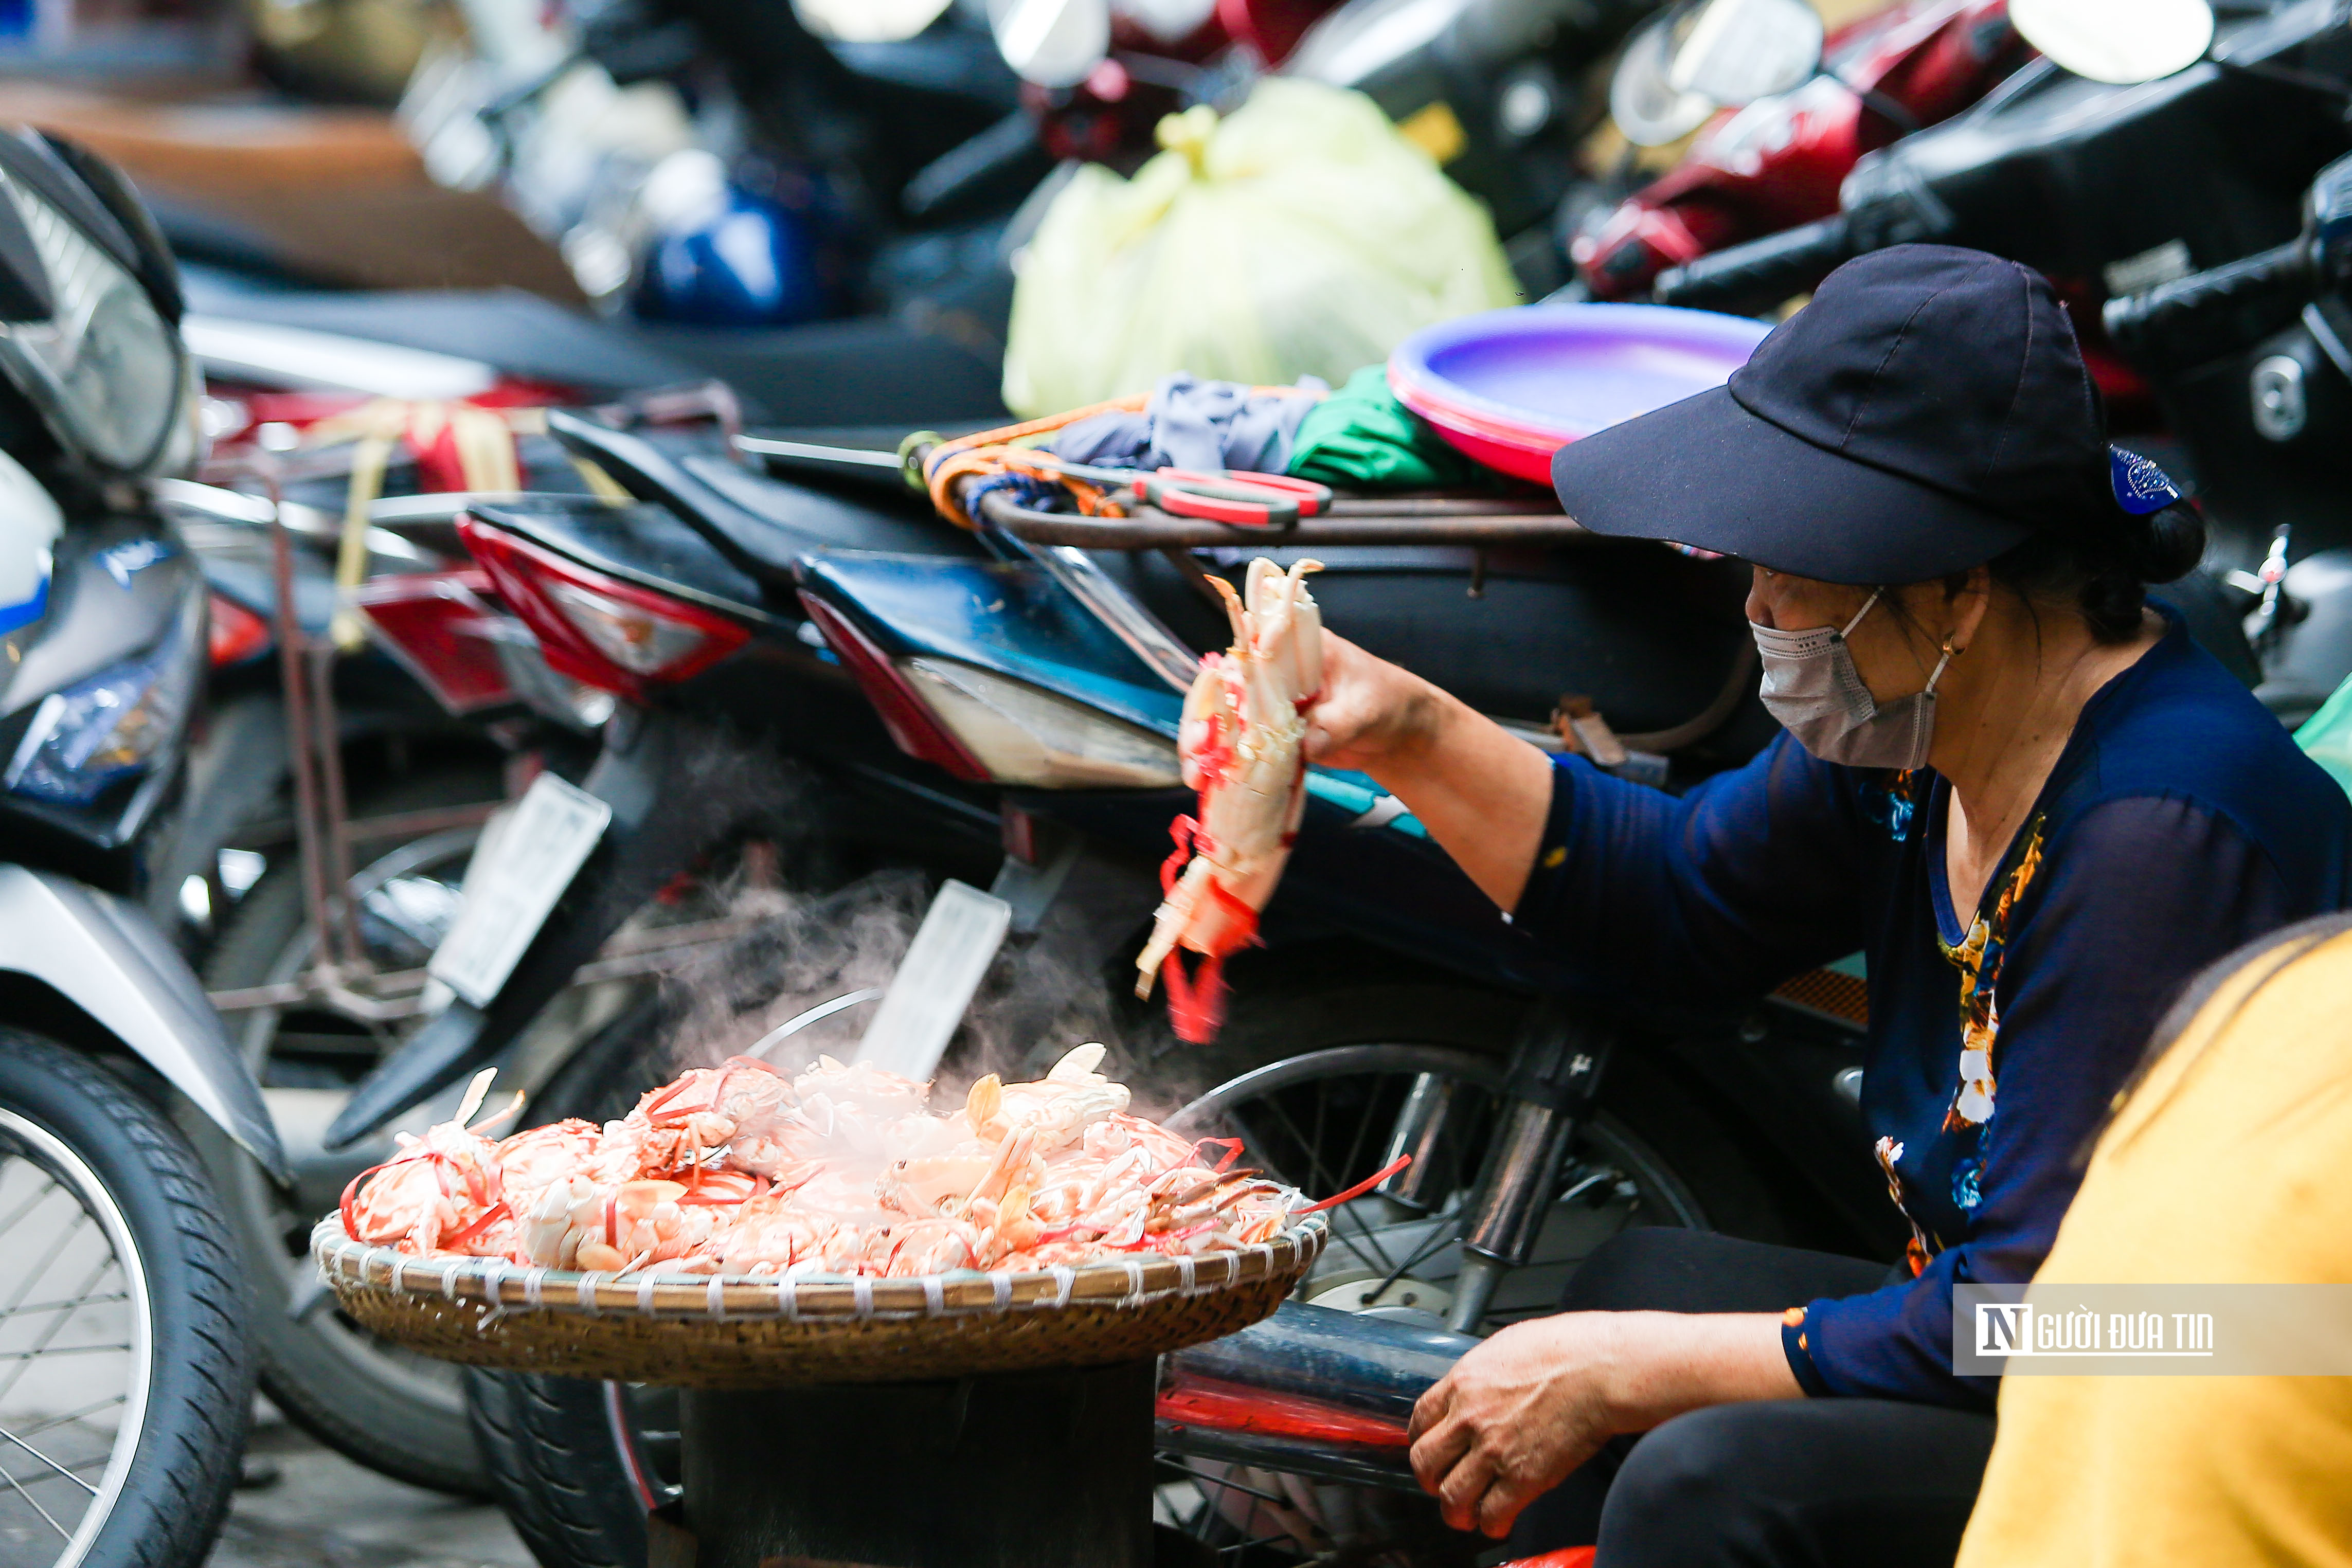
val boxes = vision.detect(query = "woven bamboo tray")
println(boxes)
[311,1214,1326,1386]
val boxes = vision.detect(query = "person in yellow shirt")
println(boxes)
[1955,912,2352,1568]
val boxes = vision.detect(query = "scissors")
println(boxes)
[1018,455,1333,528]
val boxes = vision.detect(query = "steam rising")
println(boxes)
[650,868,1144,1106]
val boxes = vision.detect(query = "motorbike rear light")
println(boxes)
[542,579,713,675]
[896,657,1180,788]
[349,569,515,714]
[795,592,988,782]
[207,592,269,667]
[458,517,750,699]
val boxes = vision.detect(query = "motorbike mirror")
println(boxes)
[2008,0,2214,85]
[1663,0,1823,107]
[990,0,1111,89]
[1609,12,1718,148]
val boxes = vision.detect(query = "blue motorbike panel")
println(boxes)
[799,551,1184,734]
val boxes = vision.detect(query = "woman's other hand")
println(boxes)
[1408,1311,1802,1539]
[1409,1315,1624,1538]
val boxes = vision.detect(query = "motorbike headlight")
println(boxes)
[4,600,200,805]
[0,162,186,473]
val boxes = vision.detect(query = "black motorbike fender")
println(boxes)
[324,707,770,1147]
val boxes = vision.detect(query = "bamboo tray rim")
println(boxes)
[310,1213,1328,1323]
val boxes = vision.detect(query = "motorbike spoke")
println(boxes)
[0,1451,72,1541]
[0,1251,119,1409]
[1324,1079,1403,1268]
[0,1423,99,1495]
[1250,1088,1397,1275]
[1180,1468,1294,1510]
[1332,1078,1381,1204]
[1367,1220,1462,1304]
[10,1395,125,1442]
[1337,1203,1399,1276]
[0,1289,129,1322]
[1188,1473,1235,1541]
[1308,1089,1329,1192]
[1179,1467,1324,1562]
[1254,1095,1334,1194]
[0,1192,82,1318]
[1263,1095,1402,1270]
[0,1169,60,1241]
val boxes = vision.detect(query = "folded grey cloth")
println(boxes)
[1054,372,1328,474]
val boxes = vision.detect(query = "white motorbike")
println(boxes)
[0,127,288,1568]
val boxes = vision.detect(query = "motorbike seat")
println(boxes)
[674,453,973,558]
[544,410,982,583]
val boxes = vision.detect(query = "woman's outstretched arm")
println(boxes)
[1303,633,1555,910]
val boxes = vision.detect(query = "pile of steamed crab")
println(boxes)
[337,1044,1330,1279]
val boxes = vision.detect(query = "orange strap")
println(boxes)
[923,394,1149,527]
[922,384,1321,529]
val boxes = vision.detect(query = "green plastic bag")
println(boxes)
[1001,80,1522,420]
[2296,671,2352,797]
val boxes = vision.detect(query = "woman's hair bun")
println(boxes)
[1986,496,2208,643]
[2129,500,2205,585]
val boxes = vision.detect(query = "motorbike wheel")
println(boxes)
[0,1030,253,1568]
[465,1366,671,1568]
[1158,978,1786,1327]
[188,814,489,1497]
[1148,982,1774,1561]
[193,764,658,1498]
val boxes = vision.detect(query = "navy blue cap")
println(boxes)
[1551,245,2171,585]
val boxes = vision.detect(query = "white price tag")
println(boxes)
[428,773,612,1010]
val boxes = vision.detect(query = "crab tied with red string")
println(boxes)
[1136,557,1325,1042]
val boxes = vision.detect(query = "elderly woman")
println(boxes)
[1302,246,2352,1568]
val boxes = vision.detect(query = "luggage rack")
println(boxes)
[970,486,1593,549]
[739,424,1596,550]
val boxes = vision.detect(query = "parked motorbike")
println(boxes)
[2104,143,2352,725]
[1651,0,2349,708]
[77,325,689,1498]
[0,125,291,1568]
[1572,0,2030,302]
[398,0,1029,318]
[149,474,581,1497]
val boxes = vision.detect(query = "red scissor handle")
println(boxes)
[1143,469,1334,528]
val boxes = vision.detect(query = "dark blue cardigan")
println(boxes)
[1515,615,2352,1406]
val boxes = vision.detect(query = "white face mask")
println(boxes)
[1750,589,1956,771]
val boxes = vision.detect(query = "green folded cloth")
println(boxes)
[1285,364,1495,491]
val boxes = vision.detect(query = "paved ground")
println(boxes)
[209,1403,534,1568]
